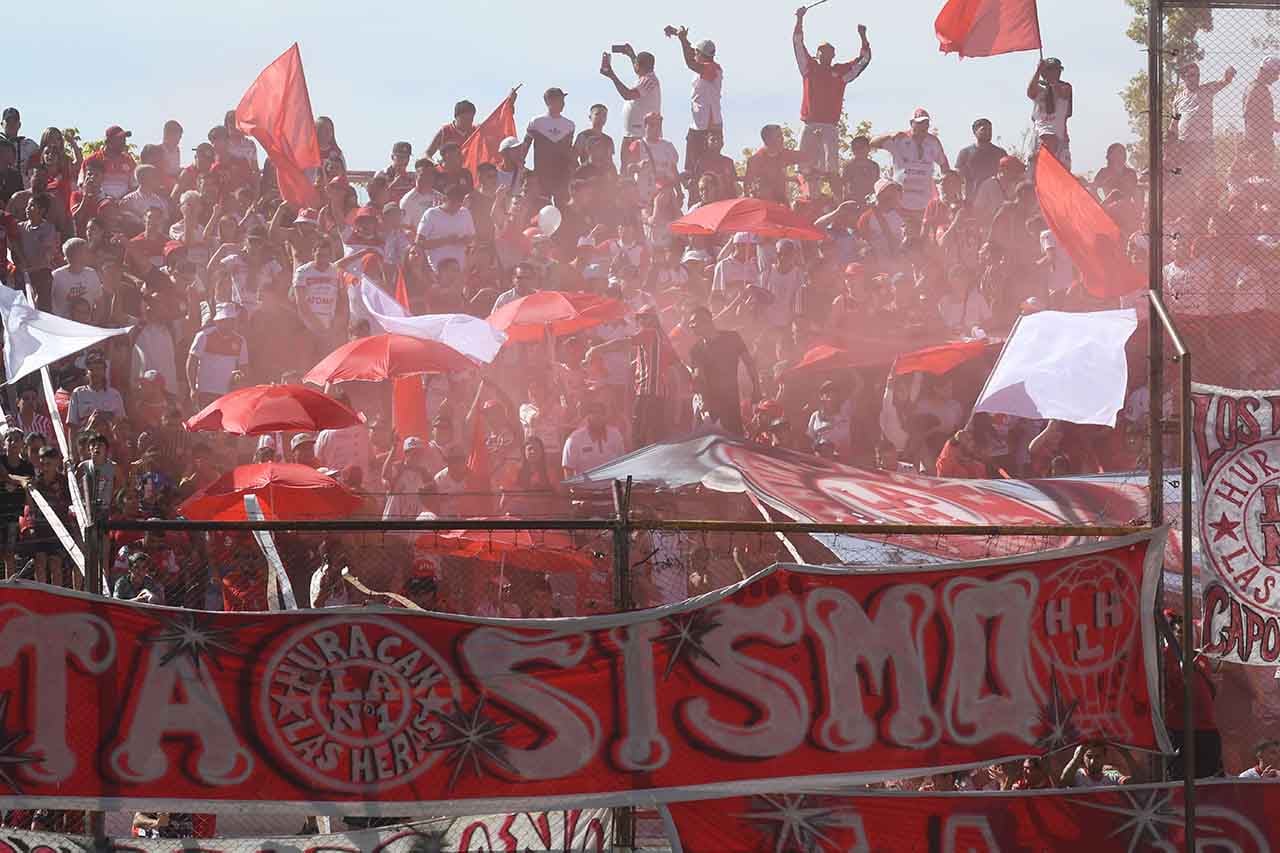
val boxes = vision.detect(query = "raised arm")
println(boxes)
[600,55,641,100]
[676,29,700,73]
[793,7,812,75]
[1027,62,1045,101]
[842,24,872,82]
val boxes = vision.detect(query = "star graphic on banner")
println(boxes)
[1070,788,1183,853]
[149,613,237,669]
[426,697,516,791]
[0,692,38,794]
[656,610,721,679]
[1034,670,1080,752]
[1209,512,1241,542]
[272,689,310,722]
[738,794,860,853]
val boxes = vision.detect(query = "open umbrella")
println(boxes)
[486,291,626,344]
[183,384,362,435]
[669,197,826,241]
[303,334,475,386]
[178,463,364,521]
[414,528,605,574]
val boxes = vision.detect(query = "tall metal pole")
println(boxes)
[1179,350,1197,846]
[611,477,635,852]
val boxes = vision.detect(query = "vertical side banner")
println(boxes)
[1192,383,1280,664]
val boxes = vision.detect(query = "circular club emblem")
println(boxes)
[259,616,460,792]
[1201,437,1280,616]
[1036,554,1138,677]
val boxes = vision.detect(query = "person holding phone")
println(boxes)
[600,43,661,173]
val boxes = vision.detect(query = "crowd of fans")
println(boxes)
[0,9,1273,804]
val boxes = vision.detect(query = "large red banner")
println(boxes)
[0,534,1165,813]
[662,780,1276,852]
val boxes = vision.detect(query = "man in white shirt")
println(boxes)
[416,184,475,273]
[712,232,761,296]
[1173,61,1235,172]
[310,539,352,608]
[1027,57,1073,169]
[870,109,950,230]
[291,239,343,340]
[667,27,723,185]
[315,397,373,484]
[806,381,852,459]
[1238,739,1280,779]
[1164,236,1213,316]
[601,47,661,171]
[627,113,680,201]
[525,88,576,206]
[50,238,104,319]
[186,303,250,407]
[68,350,126,433]
[120,165,171,232]
[399,159,443,233]
[1059,743,1132,788]
[761,239,805,330]
[562,401,626,480]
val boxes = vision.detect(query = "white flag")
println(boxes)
[0,289,133,385]
[974,308,1138,427]
[359,278,506,364]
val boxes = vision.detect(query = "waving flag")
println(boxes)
[936,0,1042,58]
[0,288,131,385]
[236,44,323,208]
[461,90,518,180]
[1035,148,1146,299]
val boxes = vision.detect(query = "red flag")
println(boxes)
[235,44,322,208]
[935,0,1042,58]
[1035,149,1146,300]
[460,91,518,181]
[390,264,430,441]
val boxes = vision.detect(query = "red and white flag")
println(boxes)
[235,43,323,208]
[461,90,518,181]
[935,0,1042,58]
[1035,148,1146,299]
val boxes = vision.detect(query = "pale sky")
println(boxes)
[12,0,1145,174]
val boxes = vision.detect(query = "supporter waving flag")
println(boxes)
[235,43,323,208]
[461,88,519,181]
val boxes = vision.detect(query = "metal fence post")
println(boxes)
[611,477,635,852]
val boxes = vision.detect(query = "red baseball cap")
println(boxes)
[105,125,131,139]
[162,241,187,262]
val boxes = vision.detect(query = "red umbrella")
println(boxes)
[414,528,605,574]
[303,334,475,386]
[183,384,362,436]
[178,463,364,521]
[486,291,626,343]
[669,197,826,241]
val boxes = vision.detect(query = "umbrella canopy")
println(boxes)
[178,463,364,521]
[486,291,626,343]
[669,197,826,241]
[183,384,361,436]
[303,334,475,385]
[414,528,604,574]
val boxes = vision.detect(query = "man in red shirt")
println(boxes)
[427,101,476,160]
[81,126,137,199]
[935,428,987,478]
[793,5,871,188]
[745,125,808,204]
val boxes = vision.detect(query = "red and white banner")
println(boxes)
[935,0,1043,59]
[1192,383,1280,665]
[662,780,1276,852]
[0,811,610,853]
[0,534,1165,813]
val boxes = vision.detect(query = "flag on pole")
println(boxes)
[1034,149,1146,300]
[235,43,323,208]
[390,265,430,442]
[461,90,518,181]
[0,289,131,385]
[935,0,1042,58]
[974,309,1138,427]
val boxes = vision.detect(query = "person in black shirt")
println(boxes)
[0,431,32,578]
[954,118,1008,200]
[686,305,759,436]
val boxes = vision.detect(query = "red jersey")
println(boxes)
[81,150,137,199]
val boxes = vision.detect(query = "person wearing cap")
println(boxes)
[870,109,950,228]
[186,303,248,406]
[954,119,1008,200]
[382,436,437,521]
[794,5,871,186]
[664,26,723,188]
[416,182,475,274]
[0,108,37,188]
[761,239,806,332]
[288,432,317,467]
[600,44,662,172]
[492,262,542,313]
[426,100,478,161]
[525,87,576,206]
[374,141,416,203]
[173,141,215,201]
[573,104,615,167]
[1026,58,1073,169]
[712,232,762,298]
[1244,58,1280,169]
[80,125,137,199]
[495,136,529,192]
[207,224,284,316]
[50,237,104,320]
[399,157,444,234]
[67,349,125,439]
[745,124,808,205]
